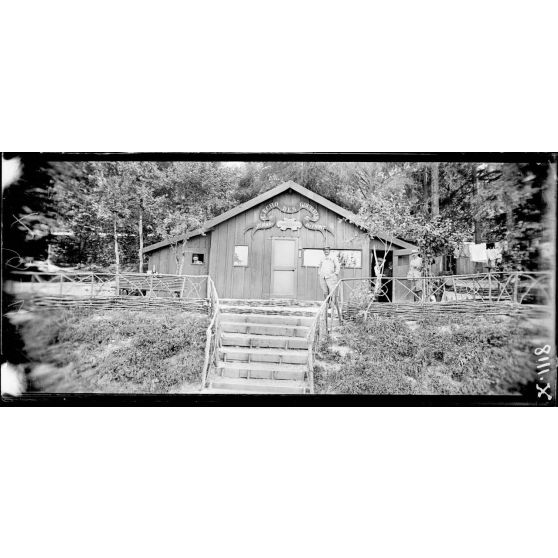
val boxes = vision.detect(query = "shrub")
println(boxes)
[314,313,541,395]
[18,308,208,393]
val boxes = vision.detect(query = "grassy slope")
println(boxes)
[314,314,543,395]
[18,308,208,393]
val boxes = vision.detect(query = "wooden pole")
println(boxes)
[113,217,120,294]
[138,201,144,273]
[452,276,457,301]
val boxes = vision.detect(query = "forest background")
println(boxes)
[3,158,555,276]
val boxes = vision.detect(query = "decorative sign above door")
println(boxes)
[244,201,334,238]
[277,218,302,231]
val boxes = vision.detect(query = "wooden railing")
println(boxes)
[306,280,343,394]
[200,276,221,391]
[6,271,209,300]
[339,271,552,308]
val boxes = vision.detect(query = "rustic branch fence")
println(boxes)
[339,271,552,319]
[5,271,210,312]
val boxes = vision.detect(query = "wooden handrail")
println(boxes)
[200,276,221,390]
[305,280,342,394]
[201,312,218,390]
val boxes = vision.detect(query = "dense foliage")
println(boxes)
[3,157,555,273]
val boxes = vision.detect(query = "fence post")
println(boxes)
[90,272,94,299]
[513,272,519,304]
[180,276,187,299]
[59,274,63,296]
[149,274,153,298]
[488,271,492,302]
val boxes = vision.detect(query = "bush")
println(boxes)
[314,313,540,395]
[19,308,208,393]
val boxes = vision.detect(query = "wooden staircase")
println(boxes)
[203,299,321,394]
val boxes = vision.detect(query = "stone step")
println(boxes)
[220,304,319,318]
[215,361,307,381]
[220,321,310,338]
[218,346,309,365]
[221,332,308,350]
[209,377,308,394]
[219,312,315,327]
[220,298,322,308]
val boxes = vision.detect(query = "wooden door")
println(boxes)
[392,248,414,302]
[271,238,298,298]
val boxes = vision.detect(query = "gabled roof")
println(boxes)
[143,181,416,253]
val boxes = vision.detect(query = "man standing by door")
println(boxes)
[318,246,343,323]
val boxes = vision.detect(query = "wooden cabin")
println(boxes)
[142,181,417,301]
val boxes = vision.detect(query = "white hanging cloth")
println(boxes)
[469,243,488,262]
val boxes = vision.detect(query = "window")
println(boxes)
[302,249,362,268]
[192,253,205,265]
[233,245,248,266]
[398,255,409,266]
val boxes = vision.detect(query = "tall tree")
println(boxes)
[431,162,440,217]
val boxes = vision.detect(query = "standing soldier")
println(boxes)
[318,246,343,324]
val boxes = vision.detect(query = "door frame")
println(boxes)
[393,248,416,302]
[270,237,299,298]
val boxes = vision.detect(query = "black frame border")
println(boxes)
[1,152,556,407]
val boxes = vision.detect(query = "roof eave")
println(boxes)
[142,228,210,254]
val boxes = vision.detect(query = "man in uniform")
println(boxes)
[318,246,343,323]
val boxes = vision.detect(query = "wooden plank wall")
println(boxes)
[147,235,210,276]
[208,189,370,300]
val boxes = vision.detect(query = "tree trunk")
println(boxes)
[113,217,120,271]
[431,163,440,217]
[79,237,87,262]
[170,239,187,275]
[113,215,120,292]
[177,239,187,275]
[138,202,143,273]
[423,165,430,214]
[504,191,514,249]
[473,166,482,244]
[46,243,54,265]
